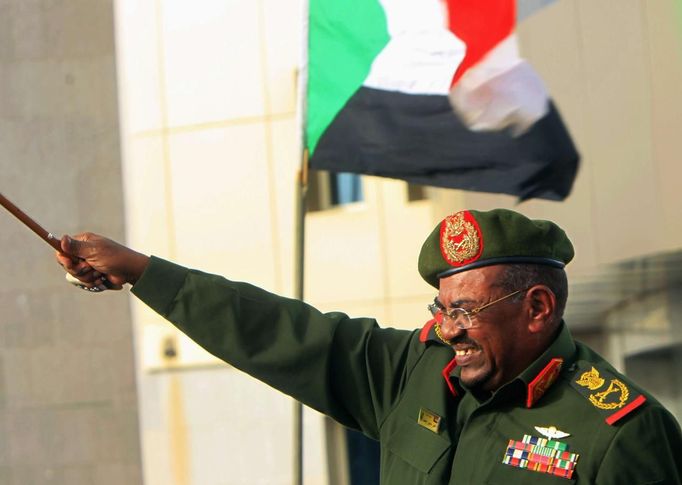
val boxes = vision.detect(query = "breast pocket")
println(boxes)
[385,419,451,475]
[487,462,577,484]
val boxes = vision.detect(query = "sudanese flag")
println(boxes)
[306,0,578,201]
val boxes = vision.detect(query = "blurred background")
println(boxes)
[1,0,681,484]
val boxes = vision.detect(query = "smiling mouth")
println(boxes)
[454,342,482,359]
[455,348,478,357]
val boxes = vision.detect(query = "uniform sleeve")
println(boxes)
[595,404,682,485]
[131,256,418,439]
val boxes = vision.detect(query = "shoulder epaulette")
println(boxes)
[569,362,647,425]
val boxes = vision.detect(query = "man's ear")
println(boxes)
[525,285,556,334]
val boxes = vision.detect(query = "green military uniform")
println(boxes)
[131,256,682,484]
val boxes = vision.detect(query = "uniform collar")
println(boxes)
[419,318,441,344]
[517,322,576,407]
[439,321,577,407]
[517,321,576,386]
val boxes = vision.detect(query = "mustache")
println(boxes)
[450,336,480,348]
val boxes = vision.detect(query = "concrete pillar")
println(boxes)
[0,1,143,483]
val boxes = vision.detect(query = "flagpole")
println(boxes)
[293,0,311,482]
[293,151,309,485]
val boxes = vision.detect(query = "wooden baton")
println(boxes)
[0,191,62,251]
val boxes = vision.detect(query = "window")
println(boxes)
[307,170,364,212]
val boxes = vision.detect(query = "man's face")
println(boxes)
[437,265,533,392]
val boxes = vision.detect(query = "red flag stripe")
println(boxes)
[445,0,516,85]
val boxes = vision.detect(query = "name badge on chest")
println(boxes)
[417,408,442,433]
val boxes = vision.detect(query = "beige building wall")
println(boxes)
[0,1,142,484]
[114,0,330,484]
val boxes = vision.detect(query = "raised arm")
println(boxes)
[55,235,418,437]
[131,257,418,437]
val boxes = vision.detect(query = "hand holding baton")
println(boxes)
[0,192,112,291]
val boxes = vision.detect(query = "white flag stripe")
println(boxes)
[363,0,465,95]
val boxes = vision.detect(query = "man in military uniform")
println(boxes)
[57,209,682,484]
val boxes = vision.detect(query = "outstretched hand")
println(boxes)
[55,233,150,291]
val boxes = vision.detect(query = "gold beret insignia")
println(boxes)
[439,211,483,267]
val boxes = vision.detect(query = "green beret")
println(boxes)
[418,209,574,288]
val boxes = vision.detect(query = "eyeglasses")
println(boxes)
[427,288,526,330]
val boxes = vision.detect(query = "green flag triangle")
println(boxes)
[306,0,390,154]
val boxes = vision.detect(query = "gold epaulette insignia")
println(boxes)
[575,366,604,390]
[570,363,647,425]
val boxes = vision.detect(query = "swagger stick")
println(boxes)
[0,191,62,251]
[0,191,111,291]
